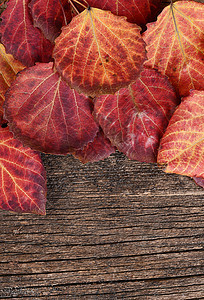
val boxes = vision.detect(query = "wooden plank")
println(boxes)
[0,153,204,298]
[1,0,204,298]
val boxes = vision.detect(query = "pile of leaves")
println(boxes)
[0,0,203,215]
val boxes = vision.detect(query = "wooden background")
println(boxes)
[0,152,204,299]
[1,0,204,298]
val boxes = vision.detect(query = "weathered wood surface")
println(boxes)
[1,0,204,298]
[0,152,204,299]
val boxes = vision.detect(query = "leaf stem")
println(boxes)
[68,0,80,15]
[81,0,89,5]
[71,0,87,9]
[58,0,67,25]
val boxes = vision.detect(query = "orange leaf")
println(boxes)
[0,44,25,122]
[53,7,146,97]
[143,1,204,96]
[0,127,47,215]
[157,90,204,178]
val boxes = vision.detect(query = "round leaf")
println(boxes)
[29,0,72,43]
[158,90,204,178]
[53,7,146,97]
[143,1,204,97]
[94,68,178,163]
[0,127,47,215]
[194,177,204,189]
[0,0,53,66]
[73,130,115,163]
[87,0,162,25]
[4,62,99,154]
[0,44,25,123]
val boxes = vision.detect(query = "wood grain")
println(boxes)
[0,152,204,299]
[1,0,204,298]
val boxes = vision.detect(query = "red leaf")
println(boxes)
[158,90,204,178]
[143,1,204,96]
[4,62,99,154]
[0,126,47,215]
[53,7,146,97]
[94,68,178,163]
[29,0,72,43]
[87,0,162,25]
[73,130,115,163]
[193,177,204,189]
[0,44,25,123]
[0,0,7,15]
[0,0,54,66]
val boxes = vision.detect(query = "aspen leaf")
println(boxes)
[53,7,146,97]
[194,177,204,189]
[0,0,203,216]
[0,0,54,66]
[0,126,47,215]
[158,90,204,178]
[143,1,204,96]
[87,0,162,25]
[4,62,99,154]
[0,0,7,15]
[0,44,25,122]
[73,130,115,163]
[94,68,178,163]
[29,0,72,43]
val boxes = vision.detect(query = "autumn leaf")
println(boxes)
[29,0,72,43]
[0,0,7,15]
[0,126,47,215]
[53,7,146,97]
[0,0,54,66]
[87,0,162,25]
[158,90,204,178]
[73,130,115,163]
[0,44,25,123]
[4,62,99,154]
[194,177,204,188]
[94,68,178,163]
[143,1,204,96]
